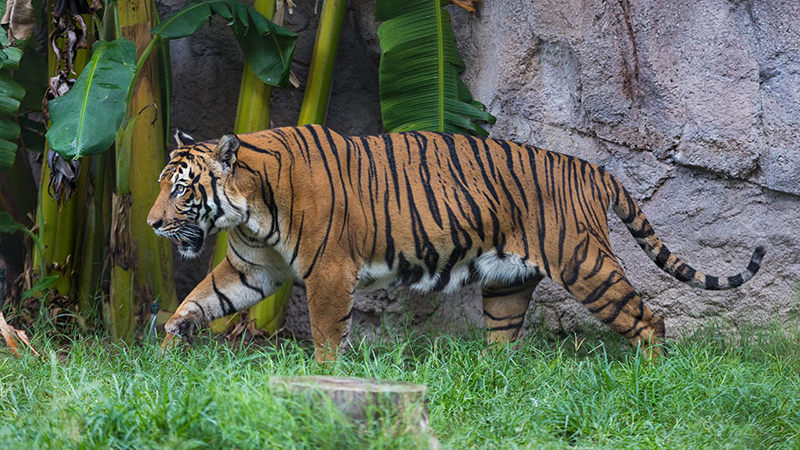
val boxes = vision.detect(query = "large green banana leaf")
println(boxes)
[376,0,494,136]
[152,0,297,88]
[47,0,297,161]
[46,38,137,160]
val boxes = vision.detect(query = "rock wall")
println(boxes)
[161,0,800,341]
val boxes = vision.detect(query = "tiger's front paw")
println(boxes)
[164,303,205,343]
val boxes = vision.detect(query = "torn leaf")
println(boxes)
[1,0,36,42]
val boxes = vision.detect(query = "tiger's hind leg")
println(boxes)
[562,246,666,356]
[481,275,543,347]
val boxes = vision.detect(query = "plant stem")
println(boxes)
[297,0,347,125]
[35,25,92,297]
[210,0,278,334]
[110,0,178,341]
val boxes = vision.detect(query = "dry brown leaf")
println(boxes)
[1,0,36,42]
[0,315,19,356]
[0,310,41,359]
[289,71,300,89]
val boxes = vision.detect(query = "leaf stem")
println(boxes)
[125,36,160,120]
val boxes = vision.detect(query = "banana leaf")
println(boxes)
[376,0,494,136]
[46,38,137,160]
[0,72,24,170]
[15,46,46,153]
[152,0,297,88]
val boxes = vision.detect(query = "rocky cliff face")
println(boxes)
[162,0,800,341]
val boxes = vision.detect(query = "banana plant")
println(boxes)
[0,0,30,171]
[46,0,298,161]
[211,0,348,335]
[376,0,494,136]
[40,0,297,339]
[210,0,281,334]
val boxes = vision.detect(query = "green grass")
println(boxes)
[1,323,799,449]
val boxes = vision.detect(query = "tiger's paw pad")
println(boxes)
[164,307,204,344]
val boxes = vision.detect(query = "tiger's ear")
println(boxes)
[173,129,195,147]
[213,134,239,171]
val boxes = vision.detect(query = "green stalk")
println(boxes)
[297,0,347,125]
[214,0,348,335]
[216,0,347,333]
[35,34,92,297]
[110,125,134,340]
[76,152,112,323]
[110,0,178,341]
[210,0,278,334]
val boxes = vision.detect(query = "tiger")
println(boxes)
[147,124,765,361]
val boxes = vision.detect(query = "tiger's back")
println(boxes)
[262,126,607,292]
[151,124,764,361]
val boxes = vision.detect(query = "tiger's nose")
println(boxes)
[148,218,163,229]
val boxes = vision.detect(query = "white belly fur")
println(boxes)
[356,249,542,293]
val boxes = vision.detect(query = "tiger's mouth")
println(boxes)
[172,234,204,256]
[163,224,205,257]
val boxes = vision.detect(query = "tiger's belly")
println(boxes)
[355,248,543,294]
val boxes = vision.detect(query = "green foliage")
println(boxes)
[1,324,799,448]
[45,39,138,160]
[0,66,24,170]
[376,0,495,136]
[152,0,297,88]
[15,47,47,153]
[21,275,58,300]
[45,0,297,161]
[0,210,29,234]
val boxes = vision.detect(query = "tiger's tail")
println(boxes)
[608,176,765,290]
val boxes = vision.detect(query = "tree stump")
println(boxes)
[270,376,440,448]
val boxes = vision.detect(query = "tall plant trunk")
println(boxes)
[297,0,347,125]
[210,0,281,334]
[210,0,347,335]
[35,41,92,297]
[76,151,113,322]
[110,0,177,341]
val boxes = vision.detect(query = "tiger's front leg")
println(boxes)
[164,256,285,342]
[303,265,359,363]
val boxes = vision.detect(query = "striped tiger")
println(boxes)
[147,125,765,361]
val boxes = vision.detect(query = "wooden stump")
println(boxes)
[270,376,440,448]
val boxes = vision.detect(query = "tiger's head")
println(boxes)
[147,130,245,258]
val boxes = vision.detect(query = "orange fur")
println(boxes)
[148,125,764,361]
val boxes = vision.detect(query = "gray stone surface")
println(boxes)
[162,0,800,342]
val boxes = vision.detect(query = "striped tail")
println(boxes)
[609,177,765,290]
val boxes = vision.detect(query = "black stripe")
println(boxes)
[655,245,670,268]
[186,300,207,320]
[229,257,266,297]
[481,285,532,298]
[673,263,696,283]
[290,213,304,265]
[629,221,655,239]
[727,274,744,288]
[705,275,720,290]
[302,126,337,279]
[338,310,353,323]
[601,291,638,324]
[229,238,264,266]
[482,310,527,321]
[211,274,236,316]
[526,146,551,277]
[487,321,524,332]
